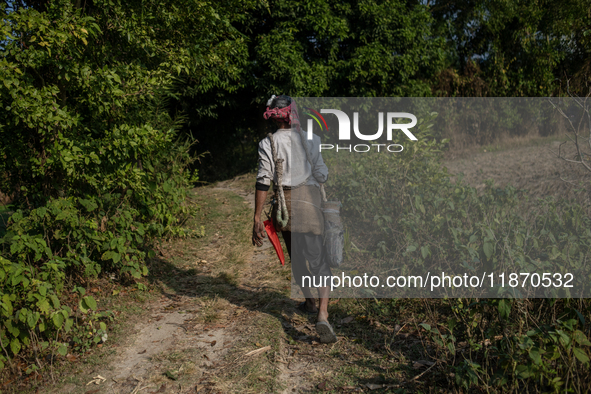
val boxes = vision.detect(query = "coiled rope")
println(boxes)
[268,133,289,228]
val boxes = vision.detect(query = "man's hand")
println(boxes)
[252,219,266,247]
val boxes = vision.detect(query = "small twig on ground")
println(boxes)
[395,323,407,336]
[129,377,153,394]
[411,362,437,381]
[244,345,271,357]
[131,385,152,394]
[86,375,107,385]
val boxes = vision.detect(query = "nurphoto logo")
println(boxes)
[304,109,418,153]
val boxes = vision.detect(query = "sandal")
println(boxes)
[297,301,317,315]
[316,321,337,343]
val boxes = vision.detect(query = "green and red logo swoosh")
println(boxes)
[303,107,329,132]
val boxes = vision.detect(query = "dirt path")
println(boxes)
[35,138,590,394]
[46,178,341,393]
[210,182,313,394]
[52,176,428,394]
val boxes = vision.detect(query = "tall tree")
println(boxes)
[430,0,591,96]
[179,0,448,180]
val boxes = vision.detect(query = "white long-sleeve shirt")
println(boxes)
[256,128,328,189]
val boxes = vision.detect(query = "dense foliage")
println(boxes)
[176,0,591,180]
[182,0,449,180]
[0,0,247,371]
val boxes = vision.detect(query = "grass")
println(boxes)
[10,288,159,393]
[479,134,564,153]
[444,132,565,160]
[214,313,285,393]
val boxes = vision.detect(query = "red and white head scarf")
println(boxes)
[263,95,301,130]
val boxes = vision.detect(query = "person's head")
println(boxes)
[263,95,294,128]
[268,95,292,110]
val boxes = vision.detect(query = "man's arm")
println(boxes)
[252,189,268,246]
[311,134,329,183]
[253,137,272,246]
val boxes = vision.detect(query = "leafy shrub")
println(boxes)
[415,299,591,392]
[326,113,591,391]
[0,0,214,372]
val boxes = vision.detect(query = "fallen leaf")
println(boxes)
[341,316,355,324]
[317,381,328,390]
[366,383,383,390]
[164,370,178,380]
[210,341,217,347]
[66,354,77,362]
[138,349,146,354]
